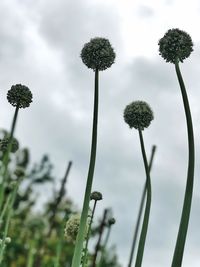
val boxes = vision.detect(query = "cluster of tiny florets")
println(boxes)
[7,84,33,108]
[158,28,193,63]
[81,37,115,71]
[124,101,154,130]
[64,214,80,243]
[90,191,103,201]
[0,137,19,153]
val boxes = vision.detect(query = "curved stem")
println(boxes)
[128,145,156,267]
[134,129,152,267]
[71,69,99,267]
[171,60,195,267]
[82,200,97,267]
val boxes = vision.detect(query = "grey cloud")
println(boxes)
[137,6,154,18]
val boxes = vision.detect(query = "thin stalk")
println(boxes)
[47,161,72,237]
[27,242,35,267]
[92,209,108,267]
[97,224,112,267]
[82,200,97,267]
[0,194,12,224]
[71,69,99,267]
[171,60,195,267]
[0,180,20,263]
[0,105,20,211]
[134,129,152,267]
[128,145,156,267]
[54,239,62,267]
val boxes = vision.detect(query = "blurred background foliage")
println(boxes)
[0,128,121,267]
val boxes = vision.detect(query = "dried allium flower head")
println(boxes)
[108,217,116,226]
[90,191,103,201]
[0,137,19,153]
[64,214,81,243]
[81,37,116,71]
[7,84,33,108]
[158,28,193,63]
[124,101,154,130]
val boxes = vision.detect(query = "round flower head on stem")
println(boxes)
[124,101,154,130]
[7,84,33,108]
[90,191,103,201]
[158,28,193,63]
[0,137,19,153]
[81,37,115,71]
[65,214,88,243]
[108,218,116,226]
[64,214,81,243]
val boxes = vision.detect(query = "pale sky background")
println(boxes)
[0,0,200,266]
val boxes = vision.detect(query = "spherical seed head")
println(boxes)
[0,137,19,153]
[124,101,154,130]
[108,218,116,226]
[90,191,103,201]
[81,37,116,71]
[7,84,33,108]
[64,214,80,243]
[158,28,193,63]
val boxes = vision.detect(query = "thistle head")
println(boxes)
[81,37,115,71]
[158,28,193,63]
[90,191,103,201]
[7,84,33,108]
[108,217,116,226]
[0,137,19,153]
[124,101,154,130]
[64,214,81,243]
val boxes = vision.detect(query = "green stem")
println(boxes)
[27,242,35,267]
[54,239,62,267]
[0,106,20,211]
[171,60,195,267]
[134,129,152,267]
[0,180,20,263]
[128,145,156,267]
[71,69,99,267]
[82,200,97,267]
[97,225,112,267]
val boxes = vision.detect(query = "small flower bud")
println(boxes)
[90,191,103,201]
[5,237,11,244]
[124,101,154,130]
[0,138,19,153]
[108,218,116,226]
[81,37,116,71]
[7,84,33,108]
[158,28,193,63]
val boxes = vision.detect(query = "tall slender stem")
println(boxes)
[82,200,97,267]
[171,60,195,267]
[71,69,99,267]
[134,129,152,267]
[128,145,156,267]
[97,224,112,267]
[47,161,72,237]
[92,208,108,267]
[0,106,19,211]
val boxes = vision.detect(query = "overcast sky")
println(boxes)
[0,0,200,266]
